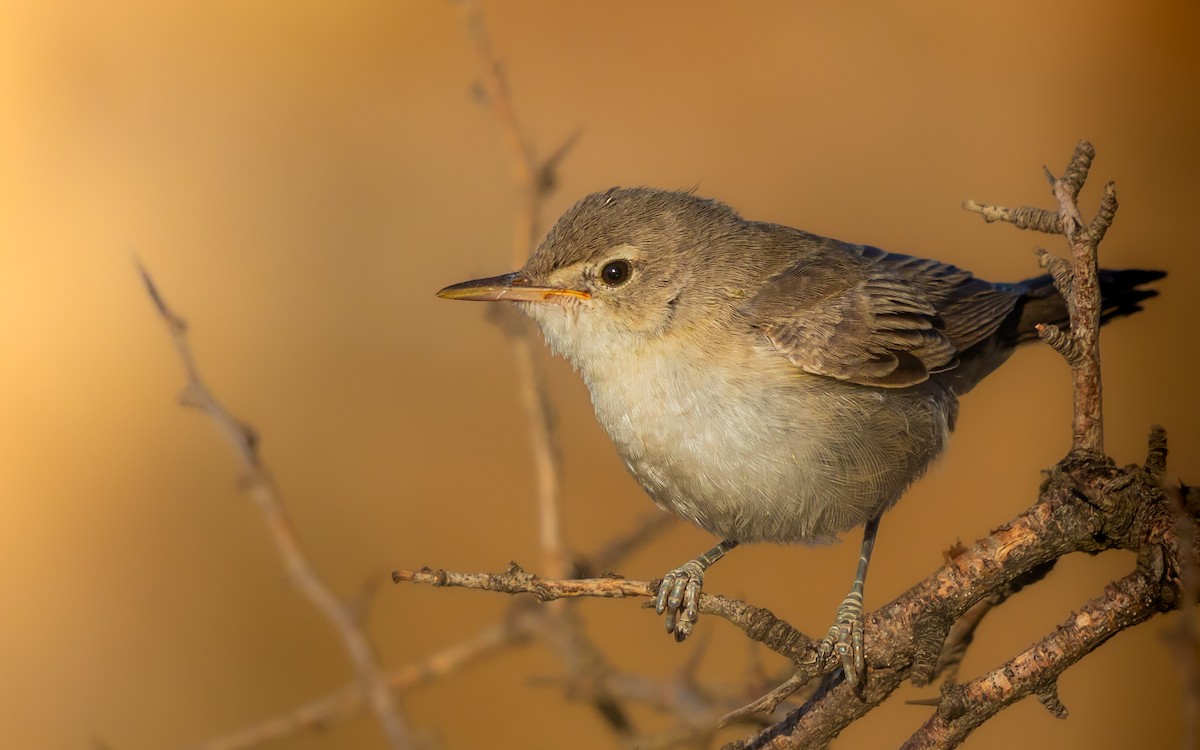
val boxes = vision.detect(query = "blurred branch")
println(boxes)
[190,507,680,750]
[197,615,538,750]
[138,264,414,750]
[448,3,704,744]
[454,0,575,580]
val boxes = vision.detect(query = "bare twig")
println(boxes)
[960,200,1060,233]
[718,672,810,728]
[139,263,413,750]
[392,563,816,663]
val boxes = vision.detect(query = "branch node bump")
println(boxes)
[910,612,951,687]
[1061,140,1096,198]
[1087,181,1118,247]
[1036,323,1083,366]
[1034,247,1074,297]
[1036,683,1069,719]
[937,681,967,720]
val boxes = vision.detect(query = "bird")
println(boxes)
[436,186,1162,687]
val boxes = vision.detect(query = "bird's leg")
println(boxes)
[656,538,738,642]
[819,513,881,691]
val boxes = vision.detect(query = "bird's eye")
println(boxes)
[600,259,632,286]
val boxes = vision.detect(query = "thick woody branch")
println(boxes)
[901,571,1163,749]
[725,443,1185,750]
[138,264,414,749]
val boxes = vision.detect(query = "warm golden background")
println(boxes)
[1,1,1196,748]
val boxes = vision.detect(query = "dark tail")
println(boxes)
[1012,268,1165,343]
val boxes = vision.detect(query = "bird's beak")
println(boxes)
[436,272,591,302]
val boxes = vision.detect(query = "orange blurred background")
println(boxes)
[0,1,1196,748]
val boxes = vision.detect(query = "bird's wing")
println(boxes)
[745,244,1019,388]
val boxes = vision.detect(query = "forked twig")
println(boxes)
[964,140,1114,452]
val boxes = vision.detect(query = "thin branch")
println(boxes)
[138,263,413,750]
[392,564,816,663]
[718,672,811,728]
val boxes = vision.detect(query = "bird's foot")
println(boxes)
[655,559,707,642]
[818,594,866,690]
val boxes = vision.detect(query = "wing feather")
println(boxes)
[745,243,1020,388]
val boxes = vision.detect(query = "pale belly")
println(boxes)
[585,353,954,544]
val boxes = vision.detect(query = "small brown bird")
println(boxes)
[437,187,1161,686]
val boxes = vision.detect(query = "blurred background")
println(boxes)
[0,1,1196,748]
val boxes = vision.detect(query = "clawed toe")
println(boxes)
[656,560,706,641]
[819,605,866,690]
[653,539,738,642]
